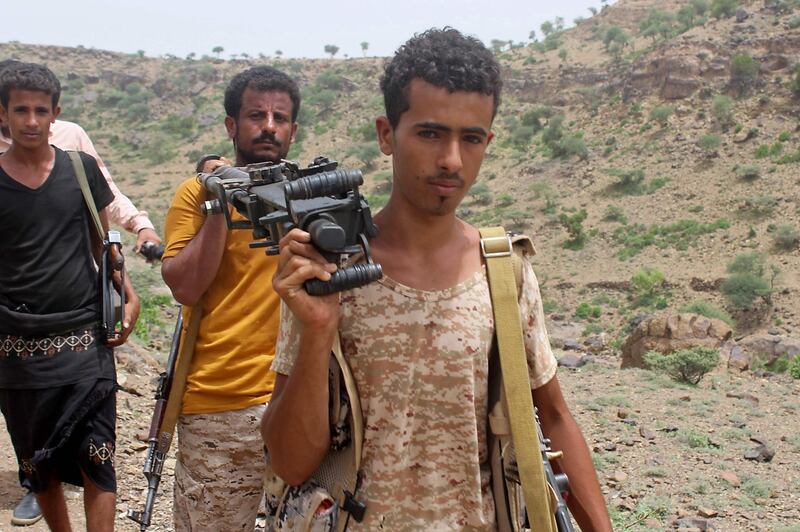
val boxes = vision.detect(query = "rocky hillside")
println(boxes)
[2,0,798,354]
[1,0,799,529]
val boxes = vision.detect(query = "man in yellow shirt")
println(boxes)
[161,66,299,531]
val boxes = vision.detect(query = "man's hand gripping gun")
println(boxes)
[199,156,382,294]
[127,312,184,530]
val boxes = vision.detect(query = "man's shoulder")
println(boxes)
[171,176,204,201]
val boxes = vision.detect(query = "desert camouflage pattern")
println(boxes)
[273,480,338,531]
[173,404,268,532]
[273,260,557,531]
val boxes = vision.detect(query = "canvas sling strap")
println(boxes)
[329,330,366,531]
[67,151,105,239]
[479,226,556,532]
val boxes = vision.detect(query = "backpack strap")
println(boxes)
[67,150,105,240]
[479,226,556,532]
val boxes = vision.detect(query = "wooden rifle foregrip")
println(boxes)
[155,303,204,455]
[109,242,125,271]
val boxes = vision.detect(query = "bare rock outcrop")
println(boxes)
[621,313,732,369]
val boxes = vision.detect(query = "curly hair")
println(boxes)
[380,27,502,128]
[0,62,61,109]
[224,66,300,122]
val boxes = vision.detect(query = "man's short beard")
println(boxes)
[235,131,290,165]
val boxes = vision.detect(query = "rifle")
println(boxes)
[127,306,196,531]
[535,408,574,532]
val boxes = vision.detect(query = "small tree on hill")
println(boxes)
[711,0,738,19]
[360,42,369,57]
[212,46,224,58]
[559,209,588,250]
[275,50,283,59]
[711,94,734,130]
[789,64,800,97]
[730,53,759,95]
[324,44,339,58]
[720,252,777,309]
[644,347,719,384]
[650,105,674,127]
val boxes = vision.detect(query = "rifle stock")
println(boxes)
[128,301,202,531]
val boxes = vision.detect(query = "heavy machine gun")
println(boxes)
[199,156,382,295]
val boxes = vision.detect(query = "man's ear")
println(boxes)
[224,116,236,140]
[376,116,393,156]
[52,104,61,122]
[486,130,494,146]
[290,122,298,144]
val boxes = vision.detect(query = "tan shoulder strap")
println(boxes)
[67,150,105,239]
[479,226,556,532]
[330,331,366,531]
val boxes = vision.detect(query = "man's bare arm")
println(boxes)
[161,214,227,306]
[533,376,612,532]
[262,229,340,485]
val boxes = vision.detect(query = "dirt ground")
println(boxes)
[1,346,798,531]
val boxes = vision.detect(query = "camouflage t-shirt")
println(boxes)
[272,259,557,531]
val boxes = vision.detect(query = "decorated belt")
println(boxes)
[0,327,96,359]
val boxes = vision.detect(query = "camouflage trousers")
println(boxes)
[173,404,268,532]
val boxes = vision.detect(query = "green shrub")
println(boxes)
[778,131,792,142]
[711,94,734,129]
[711,0,738,19]
[347,142,381,169]
[555,134,589,160]
[559,209,588,250]
[790,64,800,97]
[613,219,730,259]
[603,205,627,223]
[512,125,537,147]
[754,144,770,158]
[521,106,554,132]
[575,302,602,320]
[789,355,800,379]
[649,105,674,126]
[631,267,667,308]
[468,182,492,205]
[679,300,734,326]
[735,164,760,180]
[774,224,800,251]
[789,16,800,29]
[738,195,776,219]
[721,252,775,309]
[698,134,721,155]
[730,53,759,93]
[644,347,720,384]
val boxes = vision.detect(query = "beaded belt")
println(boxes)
[0,328,96,359]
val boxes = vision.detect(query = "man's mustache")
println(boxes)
[253,132,282,147]
[426,172,464,187]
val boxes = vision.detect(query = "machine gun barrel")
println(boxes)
[284,169,364,200]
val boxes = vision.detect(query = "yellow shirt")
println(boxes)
[163,177,278,414]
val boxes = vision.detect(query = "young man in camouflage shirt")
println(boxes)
[264,28,612,530]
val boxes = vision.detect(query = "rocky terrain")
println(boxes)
[1,0,799,529]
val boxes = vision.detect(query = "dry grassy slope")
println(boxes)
[1,0,799,345]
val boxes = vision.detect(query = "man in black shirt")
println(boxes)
[0,62,139,531]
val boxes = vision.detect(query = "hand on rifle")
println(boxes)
[106,244,140,347]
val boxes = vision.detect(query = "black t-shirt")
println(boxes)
[0,148,115,389]
[0,147,113,327]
